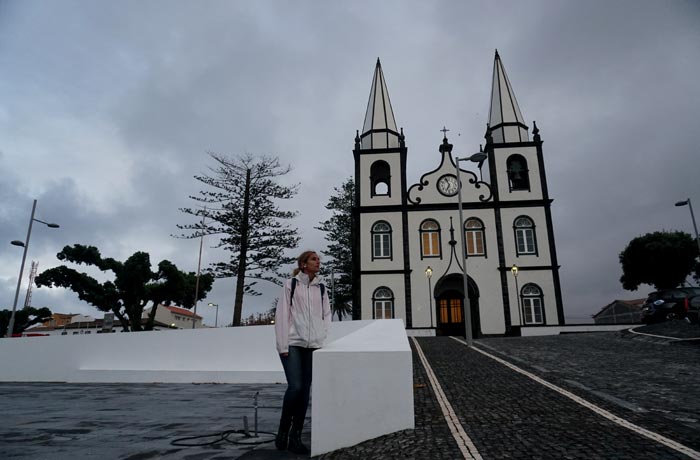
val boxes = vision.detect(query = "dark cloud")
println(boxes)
[1,0,699,326]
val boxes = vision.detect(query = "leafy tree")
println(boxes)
[177,153,300,327]
[242,307,276,326]
[316,178,354,320]
[0,306,52,337]
[35,245,214,331]
[619,231,699,291]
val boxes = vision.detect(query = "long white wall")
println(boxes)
[0,319,414,456]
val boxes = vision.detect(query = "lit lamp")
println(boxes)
[6,199,59,338]
[208,303,219,328]
[511,264,523,329]
[455,151,487,347]
[425,266,434,329]
[675,198,700,255]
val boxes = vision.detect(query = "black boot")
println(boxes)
[275,417,291,451]
[287,424,310,455]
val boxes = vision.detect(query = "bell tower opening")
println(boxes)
[370,160,391,197]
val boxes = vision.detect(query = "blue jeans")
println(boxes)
[280,346,315,430]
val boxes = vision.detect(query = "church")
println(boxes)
[351,51,565,337]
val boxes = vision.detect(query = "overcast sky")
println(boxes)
[1,0,699,327]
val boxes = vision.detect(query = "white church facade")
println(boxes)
[351,51,565,337]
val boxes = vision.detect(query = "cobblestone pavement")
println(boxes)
[476,332,700,452]
[320,333,700,460]
[2,332,699,459]
[315,339,463,460]
[633,319,700,339]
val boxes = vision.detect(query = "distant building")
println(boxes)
[593,299,645,324]
[142,304,204,329]
[25,305,202,336]
[41,312,76,328]
[29,314,105,336]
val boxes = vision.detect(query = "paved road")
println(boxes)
[2,332,699,459]
[319,333,700,460]
[0,383,294,459]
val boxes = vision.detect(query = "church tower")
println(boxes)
[352,59,413,324]
[485,50,565,326]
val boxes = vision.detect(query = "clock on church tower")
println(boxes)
[437,174,459,197]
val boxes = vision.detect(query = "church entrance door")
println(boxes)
[433,274,480,338]
[436,292,465,336]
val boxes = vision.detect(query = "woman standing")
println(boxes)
[274,250,331,454]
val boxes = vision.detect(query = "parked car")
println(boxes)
[688,295,700,325]
[641,287,700,324]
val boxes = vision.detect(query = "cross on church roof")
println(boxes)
[440,126,450,138]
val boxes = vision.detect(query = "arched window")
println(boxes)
[514,216,537,255]
[373,287,394,319]
[370,160,391,197]
[521,283,544,325]
[371,221,392,260]
[507,154,530,192]
[464,218,486,256]
[420,219,441,258]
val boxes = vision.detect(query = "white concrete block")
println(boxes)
[311,320,415,456]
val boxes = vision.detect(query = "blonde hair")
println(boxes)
[292,250,318,276]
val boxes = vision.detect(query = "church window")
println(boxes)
[464,218,486,256]
[370,160,391,197]
[521,284,544,325]
[507,154,530,192]
[420,219,441,258]
[373,287,394,319]
[514,216,537,255]
[371,221,392,259]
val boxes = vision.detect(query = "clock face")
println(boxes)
[437,174,459,196]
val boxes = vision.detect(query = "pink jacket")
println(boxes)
[274,273,331,354]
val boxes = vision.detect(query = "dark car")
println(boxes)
[641,287,700,324]
[688,295,700,324]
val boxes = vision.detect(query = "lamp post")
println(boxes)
[6,199,59,338]
[455,151,487,347]
[208,303,219,328]
[192,207,207,330]
[330,268,335,315]
[511,264,523,329]
[425,266,434,329]
[675,198,700,255]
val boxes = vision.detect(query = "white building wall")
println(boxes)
[360,212,404,271]
[405,209,506,334]
[361,274,406,322]
[471,257,507,335]
[510,270,558,326]
[500,206,551,264]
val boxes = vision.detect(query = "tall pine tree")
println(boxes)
[317,178,354,320]
[177,153,300,326]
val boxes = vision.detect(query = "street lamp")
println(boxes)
[6,199,59,338]
[455,151,487,347]
[425,266,434,329]
[675,198,700,255]
[208,302,219,328]
[510,264,523,329]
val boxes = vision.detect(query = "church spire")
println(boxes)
[359,58,400,150]
[488,50,529,143]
